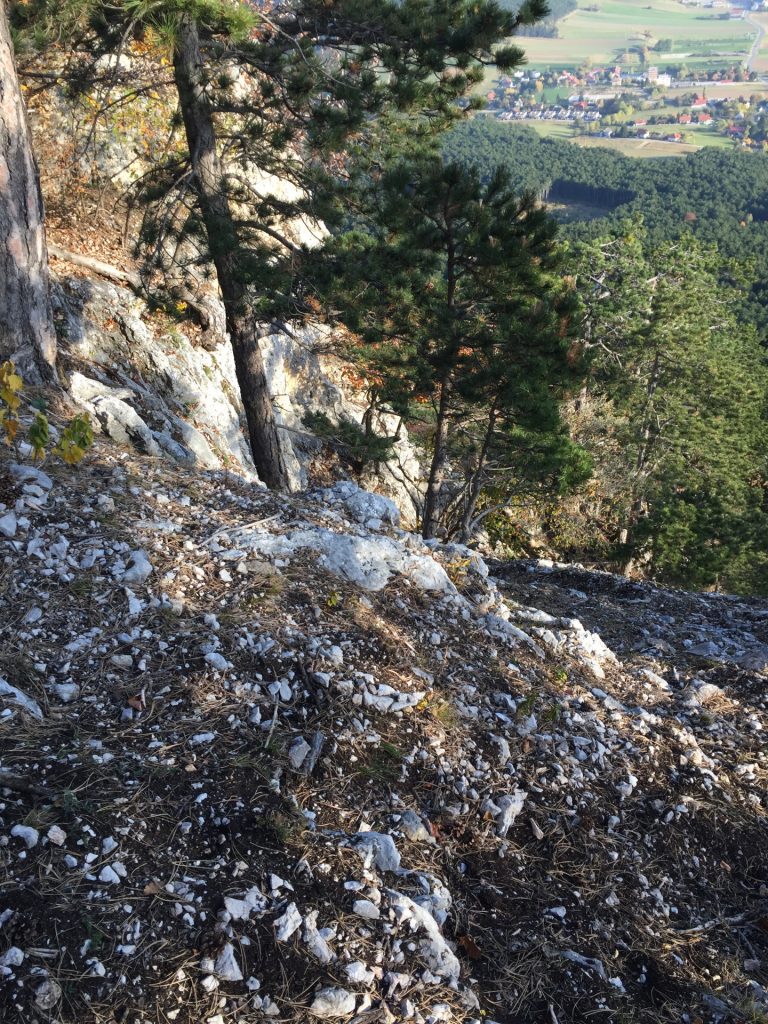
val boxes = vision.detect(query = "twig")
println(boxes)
[0,772,52,799]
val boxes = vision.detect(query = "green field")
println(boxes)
[513,0,755,69]
[520,118,738,156]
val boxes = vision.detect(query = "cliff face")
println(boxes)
[0,421,766,1024]
[53,271,425,521]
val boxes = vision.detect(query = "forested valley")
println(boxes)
[443,119,768,594]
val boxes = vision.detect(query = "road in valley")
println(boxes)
[745,15,766,72]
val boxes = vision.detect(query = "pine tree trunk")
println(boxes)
[458,405,497,543]
[172,14,289,490]
[621,347,661,574]
[0,0,56,381]
[422,376,452,540]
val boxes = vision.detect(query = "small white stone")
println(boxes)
[274,902,302,942]
[125,589,144,617]
[34,978,62,1010]
[345,961,375,985]
[54,683,79,703]
[288,737,311,770]
[121,550,153,586]
[205,652,229,672]
[214,942,243,982]
[223,897,250,921]
[309,987,357,1017]
[353,899,380,920]
[190,732,216,745]
[0,947,24,968]
[0,512,17,539]
[398,810,434,845]
[99,865,121,885]
[11,825,39,849]
[347,832,401,872]
[47,825,67,846]
[529,818,544,841]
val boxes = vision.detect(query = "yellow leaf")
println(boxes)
[2,415,19,445]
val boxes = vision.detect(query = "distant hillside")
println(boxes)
[444,118,768,327]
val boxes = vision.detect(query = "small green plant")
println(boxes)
[541,701,562,725]
[1,361,93,464]
[361,742,404,783]
[444,556,472,585]
[430,698,461,730]
[265,810,306,848]
[303,411,396,474]
[81,917,109,953]
[516,692,538,718]
[380,741,404,759]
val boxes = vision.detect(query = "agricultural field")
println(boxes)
[574,133,705,156]
[521,118,739,155]
[514,0,756,69]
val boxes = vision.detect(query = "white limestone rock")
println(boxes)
[309,987,357,1017]
[121,550,153,586]
[214,943,243,982]
[0,512,17,538]
[11,825,40,849]
[353,899,380,920]
[274,902,302,942]
[0,678,43,719]
[288,737,311,770]
[347,832,401,872]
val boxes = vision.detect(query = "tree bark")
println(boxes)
[0,0,56,381]
[172,14,290,490]
[422,374,452,539]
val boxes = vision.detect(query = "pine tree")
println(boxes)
[317,157,586,539]
[575,225,768,592]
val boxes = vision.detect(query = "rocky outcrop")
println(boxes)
[55,273,425,515]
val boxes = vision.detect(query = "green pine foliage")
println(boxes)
[315,156,588,539]
[574,226,768,593]
[10,0,767,594]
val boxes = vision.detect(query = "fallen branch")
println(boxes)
[673,907,766,937]
[49,243,216,332]
[0,772,52,800]
[49,243,141,289]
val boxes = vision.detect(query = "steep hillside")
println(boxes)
[0,424,766,1024]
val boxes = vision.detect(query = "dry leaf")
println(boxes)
[458,934,482,960]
